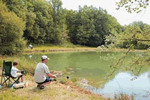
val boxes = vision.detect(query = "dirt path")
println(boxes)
[0,80,106,100]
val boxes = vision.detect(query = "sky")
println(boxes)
[61,0,150,26]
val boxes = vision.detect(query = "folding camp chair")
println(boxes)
[0,60,21,87]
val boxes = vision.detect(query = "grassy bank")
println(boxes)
[24,42,149,54]
[24,42,97,54]
[0,76,105,100]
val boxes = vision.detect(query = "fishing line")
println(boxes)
[116,81,123,93]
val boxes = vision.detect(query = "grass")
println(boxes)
[0,77,105,100]
[25,42,95,52]
[114,92,135,100]
[0,92,27,100]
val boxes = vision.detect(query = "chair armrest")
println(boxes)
[21,71,25,74]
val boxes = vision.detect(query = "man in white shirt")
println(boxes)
[11,61,24,82]
[34,55,56,89]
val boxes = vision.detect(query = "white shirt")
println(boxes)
[11,66,19,77]
[34,62,50,83]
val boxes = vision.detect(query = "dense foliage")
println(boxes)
[107,21,150,49]
[0,1,26,55]
[65,6,122,47]
[0,0,150,55]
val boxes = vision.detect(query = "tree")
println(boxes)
[116,0,149,13]
[104,15,122,47]
[115,22,150,49]
[0,1,26,55]
[49,0,68,44]
[69,5,115,47]
[2,0,27,21]
[64,9,76,42]
[24,0,54,44]
[129,21,150,31]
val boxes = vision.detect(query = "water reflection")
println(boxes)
[93,72,150,100]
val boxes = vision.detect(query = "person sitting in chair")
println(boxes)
[34,55,56,89]
[11,61,25,83]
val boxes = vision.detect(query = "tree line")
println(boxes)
[0,0,150,55]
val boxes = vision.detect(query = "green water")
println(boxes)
[23,51,150,99]
[24,51,150,86]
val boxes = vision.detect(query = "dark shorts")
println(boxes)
[36,77,52,84]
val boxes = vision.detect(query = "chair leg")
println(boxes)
[8,77,12,87]
[0,75,3,85]
[1,76,13,87]
[1,75,22,87]
[6,76,9,86]
[1,77,9,86]
[1,75,6,85]
[13,77,20,84]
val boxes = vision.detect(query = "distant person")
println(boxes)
[11,61,25,83]
[28,43,33,49]
[34,55,56,89]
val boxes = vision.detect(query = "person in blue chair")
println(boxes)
[11,61,25,83]
[34,55,56,89]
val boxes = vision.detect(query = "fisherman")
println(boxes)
[34,55,56,89]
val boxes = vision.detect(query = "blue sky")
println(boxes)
[61,0,150,26]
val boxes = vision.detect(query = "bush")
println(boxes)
[0,1,26,55]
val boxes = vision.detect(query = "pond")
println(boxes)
[93,72,150,100]
[24,51,150,100]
